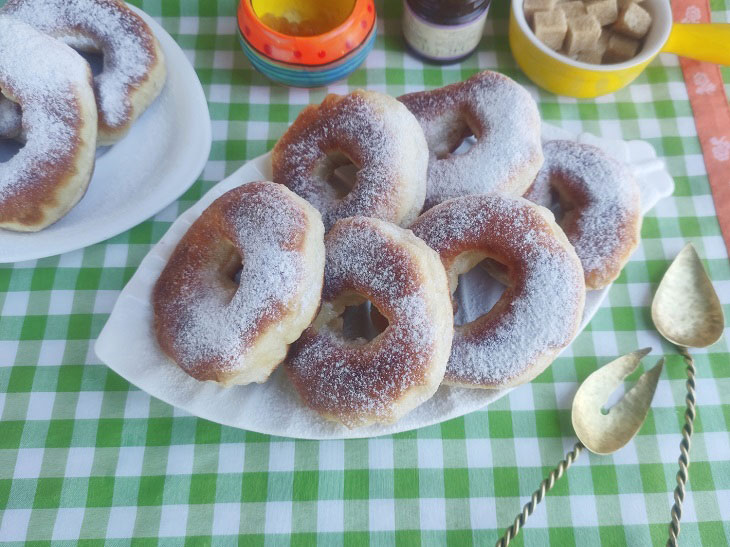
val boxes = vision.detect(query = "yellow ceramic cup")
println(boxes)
[509,0,730,98]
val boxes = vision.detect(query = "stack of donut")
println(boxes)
[154,70,643,429]
[0,0,166,232]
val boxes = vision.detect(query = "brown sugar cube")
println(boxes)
[564,14,602,56]
[533,10,568,50]
[559,1,587,17]
[575,48,604,63]
[603,32,640,62]
[613,2,652,39]
[598,29,611,51]
[586,0,618,25]
[523,0,558,19]
[573,30,610,63]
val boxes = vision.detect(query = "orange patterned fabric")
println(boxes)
[672,0,730,252]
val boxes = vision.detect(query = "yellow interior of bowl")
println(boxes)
[252,0,355,36]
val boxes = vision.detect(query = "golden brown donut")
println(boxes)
[153,182,325,386]
[0,16,97,232]
[410,194,586,389]
[2,0,167,145]
[272,90,428,231]
[399,70,543,209]
[286,216,453,428]
[524,140,642,290]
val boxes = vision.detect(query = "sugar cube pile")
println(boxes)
[528,0,652,64]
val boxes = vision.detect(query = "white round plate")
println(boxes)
[0,5,212,263]
[95,125,675,440]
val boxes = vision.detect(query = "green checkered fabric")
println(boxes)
[1,0,729,544]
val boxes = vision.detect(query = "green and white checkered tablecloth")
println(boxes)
[1,0,730,544]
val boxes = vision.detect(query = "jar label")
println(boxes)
[402,2,489,61]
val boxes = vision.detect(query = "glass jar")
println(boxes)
[402,0,490,63]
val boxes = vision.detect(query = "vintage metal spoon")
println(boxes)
[651,243,724,546]
[497,349,663,547]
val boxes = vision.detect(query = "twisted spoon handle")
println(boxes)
[496,441,584,547]
[667,347,697,547]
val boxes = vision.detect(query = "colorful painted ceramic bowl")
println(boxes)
[509,0,730,98]
[237,0,377,87]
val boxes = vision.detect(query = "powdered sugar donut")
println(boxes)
[286,216,453,428]
[410,195,585,388]
[153,182,325,386]
[0,16,97,232]
[2,0,167,145]
[399,71,543,209]
[272,90,429,231]
[524,140,642,290]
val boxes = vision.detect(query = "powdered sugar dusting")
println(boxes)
[154,183,315,376]
[3,0,157,128]
[399,71,543,209]
[411,195,585,387]
[273,91,427,230]
[287,217,444,426]
[0,15,90,201]
[525,140,641,286]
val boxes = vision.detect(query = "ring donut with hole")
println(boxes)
[410,194,585,389]
[1,0,167,145]
[524,140,642,290]
[272,89,429,231]
[399,70,543,210]
[153,182,325,386]
[0,16,97,232]
[286,216,454,428]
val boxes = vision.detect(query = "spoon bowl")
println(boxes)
[572,348,664,455]
[652,243,724,348]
